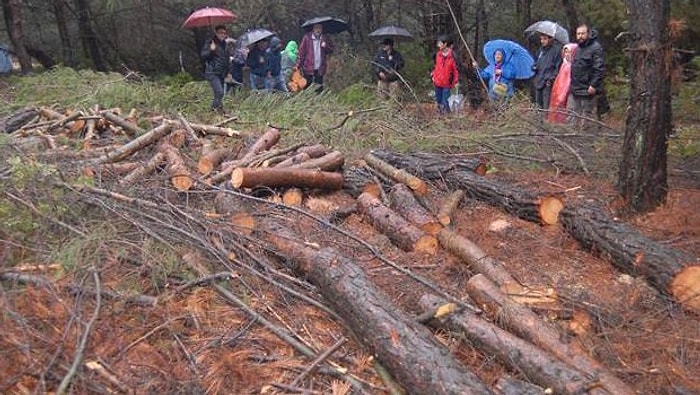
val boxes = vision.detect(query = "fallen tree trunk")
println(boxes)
[231,168,344,190]
[260,222,495,395]
[371,149,488,177]
[1,107,39,133]
[560,203,700,313]
[101,110,145,137]
[372,150,563,225]
[418,294,600,395]
[388,183,442,235]
[357,192,438,254]
[342,166,393,198]
[159,141,193,191]
[466,274,635,395]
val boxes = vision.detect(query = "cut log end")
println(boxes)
[282,188,304,206]
[414,235,439,255]
[669,265,700,313]
[172,175,193,191]
[421,222,443,236]
[539,196,564,225]
[230,212,256,235]
[231,167,245,188]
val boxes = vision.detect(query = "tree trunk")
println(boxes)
[357,192,438,254]
[618,0,671,213]
[365,152,429,196]
[372,150,563,225]
[52,0,75,66]
[560,202,700,313]
[3,0,32,73]
[261,222,495,395]
[466,274,636,395]
[561,0,579,32]
[73,0,107,71]
[231,167,344,190]
[388,183,442,235]
[418,294,601,395]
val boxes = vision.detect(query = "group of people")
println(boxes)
[201,22,607,123]
[429,23,606,122]
[201,23,335,112]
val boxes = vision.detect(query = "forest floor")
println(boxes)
[0,85,699,395]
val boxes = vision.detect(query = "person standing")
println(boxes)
[201,25,233,112]
[373,38,405,100]
[247,39,269,91]
[570,24,605,120]
[280,40,298,84]
[473,48,517,102]
[296,23,334,92]
[431,35,459,114]
[548,43,578,123]
[533,33,562,111]
[265,36,288,92]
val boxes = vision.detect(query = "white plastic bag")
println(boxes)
[448,93,464,112]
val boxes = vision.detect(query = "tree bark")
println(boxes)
[466,274,636,395]
[364,152,429,196]
[561,0,579,32]
[372,150,563,225]
[95,121,173,164]
[560,202,700,313]
[101,110,145,137]
[437,190,465,226]
[357,192,438,254]
[618,0,672,213]
[3,0,32,73]
[231,167,344,190]
[198,148,234,176]
[290,150,345,172]
[159,141,193,191]
[73,0,108,71]
[119,152,166,186]
[419,294,600,395]
[388,183,442,235]
[260,222,495,395]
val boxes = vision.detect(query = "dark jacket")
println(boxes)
[266,46,283,77]
[372,48,405,82]
[247,45,268,77]
[296,32,334,76]
[534,42,563,89]
[201,36,230,76]
[571,29,605,96]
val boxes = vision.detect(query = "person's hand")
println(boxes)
[210,40,216,51]
[495,69,502,76]
[321,41,326,48]
[472,61,479,68]
[379,72,386,80]
[587,85,597,95]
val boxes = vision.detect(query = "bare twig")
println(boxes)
[290,337,347,387]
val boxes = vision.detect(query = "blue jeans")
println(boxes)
[435,86,451,114]
[250,74,266,91]
[205,73,225,110]
[266,74,288,92]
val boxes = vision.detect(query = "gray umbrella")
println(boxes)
[238,28,276,47]
[301,16,348,34]
[369,25,414,41]
[525,20,570,44]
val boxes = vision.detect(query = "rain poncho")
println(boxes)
[548,43,578,123]
[281,40,298,80]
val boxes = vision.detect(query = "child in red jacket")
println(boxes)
[432,35,459,114]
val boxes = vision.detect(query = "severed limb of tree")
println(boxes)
[357,192,438,254]
[466,274,635,395]
[342,165,394,198]
[94,121,174,164]
[290,150,345,172]
[187,122,241,137]
[119,152,166,185]
[198,147,235,176]
[289,337,347,388]
[437,190,465,226]
[232,167,344,190]
[158,141,193,191]
[372,150,564,225]
[496,376,546,395]
[364,152,429,196]
[388,183,442,235]
[418,294,601,395]
[370,149,488,177]
[176,113,200,143]
[560,202,700,313]
[260,220,495,395]
[101,109,145,137]
[274,152,310,168]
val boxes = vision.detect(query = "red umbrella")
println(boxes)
[182,7,237,29]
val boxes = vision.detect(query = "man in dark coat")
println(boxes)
[372,38,405,100]
[533,33,562,111]
[570,24,605,120]
[201,25,233,112]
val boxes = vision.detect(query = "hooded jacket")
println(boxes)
[373,47,405,82]
[478,49,518,100]
[281,41,298,78]
[432,48,459,89]
[570,29,605,96]
[266,37,283,76]
[534,40,563,89]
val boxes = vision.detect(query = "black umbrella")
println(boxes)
[301,16,348,34]
[238,28,276,47]
[368,25,414,41]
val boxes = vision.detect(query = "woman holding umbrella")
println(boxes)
[473,39,534,102]
[295,22,335,92]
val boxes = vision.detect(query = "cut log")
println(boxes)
[419,294,600,395]
[1,107,39,133]
[370,149,488,177]
[198,148,235,176]
[364,152,429,196]
[187,122,241,137]
[282,188,304,206]
[438,190,465,226]
[388,183,442,235]
[260,222,495,395]
[295,144,328,158]
[561,203,700,313]
[231,168,343,190]
[95,121,174,164]
[167,129,188,148]
[372,150,563,225]
[84,162,140,179]
[342,166,393,198]
[290,150,344,172]
[119,152,166,186]
[159,142,193,191]
[357,192,438,254]
[274,152,310,168]
[101,110,145,137]
[176,113,200,143]
[496,377,546,395]
[466,274,635,395]
[239,126,281,162]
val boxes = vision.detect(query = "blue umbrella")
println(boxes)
[483,39,535,80]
